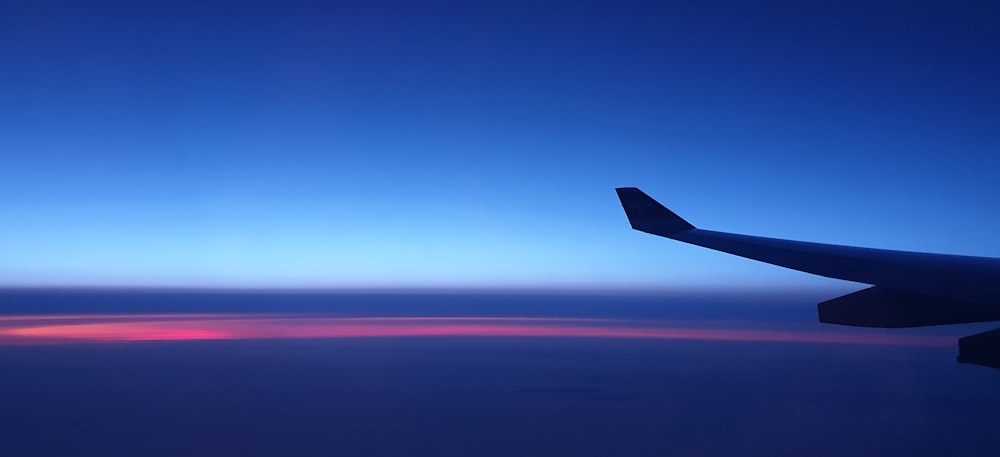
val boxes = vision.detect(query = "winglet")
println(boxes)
[615,187,696,237]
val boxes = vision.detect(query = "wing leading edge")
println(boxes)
[616,187,1000,369]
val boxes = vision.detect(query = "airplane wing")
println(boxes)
[615,187,1000,369]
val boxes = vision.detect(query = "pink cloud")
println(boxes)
[0,314,953,347]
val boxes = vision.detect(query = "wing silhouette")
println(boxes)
[616,187,1000,369]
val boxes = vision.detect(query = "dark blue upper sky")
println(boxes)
[1,0,998,289]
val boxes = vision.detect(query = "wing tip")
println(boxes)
[615,187,695,237]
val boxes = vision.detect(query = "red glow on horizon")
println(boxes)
[0,314,953,347]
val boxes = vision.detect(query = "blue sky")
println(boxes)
[1,0,998,289]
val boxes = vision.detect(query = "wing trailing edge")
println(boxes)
[959,328,1000,370]
[818,286,1000,328]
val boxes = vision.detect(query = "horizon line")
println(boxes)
[0,283,858,297]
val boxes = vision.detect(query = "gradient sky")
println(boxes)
[1,0,998,289]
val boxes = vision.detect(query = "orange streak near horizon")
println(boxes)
[0,315,954,347]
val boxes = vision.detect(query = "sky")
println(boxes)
[1,0,999,289]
